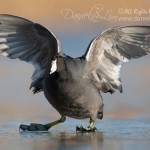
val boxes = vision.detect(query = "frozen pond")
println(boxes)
[1,117,150,150]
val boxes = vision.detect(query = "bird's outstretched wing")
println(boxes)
[84,26,150,93]
[0,14,63,93]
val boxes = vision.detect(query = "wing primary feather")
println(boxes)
[0,14,63,94]
[84,26,150,93]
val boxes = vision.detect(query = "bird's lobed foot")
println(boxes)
[19,123,49,132]
[76,126,97,133]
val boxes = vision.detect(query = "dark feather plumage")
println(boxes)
[0,14,62,93]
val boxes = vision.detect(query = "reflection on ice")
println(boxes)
[0,117,150,150]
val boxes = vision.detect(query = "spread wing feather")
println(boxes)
[0,14,63,93]
[84,26,150,93]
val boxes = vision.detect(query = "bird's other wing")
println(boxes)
[84,26,150,94]
[0,14,63,93]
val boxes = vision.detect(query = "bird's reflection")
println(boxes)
[56,131,104,150]
[20,130,104,150]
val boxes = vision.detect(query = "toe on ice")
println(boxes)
[76,126,97,133]
[19,124,29,131]
[19,123,49,132]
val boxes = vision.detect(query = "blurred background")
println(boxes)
[0,0,150,123]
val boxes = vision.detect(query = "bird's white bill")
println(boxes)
[50,60,57,74]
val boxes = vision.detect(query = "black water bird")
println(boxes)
[0,14,150,132]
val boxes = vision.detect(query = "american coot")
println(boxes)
[0,14,150,132]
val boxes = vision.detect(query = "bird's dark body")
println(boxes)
[43,57,103,121]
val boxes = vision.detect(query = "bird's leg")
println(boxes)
[44,116,66,129]
[76,120,97,133]
[19,116,66,132]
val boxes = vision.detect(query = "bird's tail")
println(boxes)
[97,104,104,119]
[97,112,103,119]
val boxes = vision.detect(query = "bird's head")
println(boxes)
[50,54,66,74]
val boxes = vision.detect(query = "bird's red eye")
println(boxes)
[57,60,62,64]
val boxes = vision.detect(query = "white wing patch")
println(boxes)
[0,38,7,43]
[1,51,9,56]
[85,26,150,93]
[0,44,9,50]
[50,60,57,74]
[86,35,126,92]
[0,44,9,56]
[86,36,99,61]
